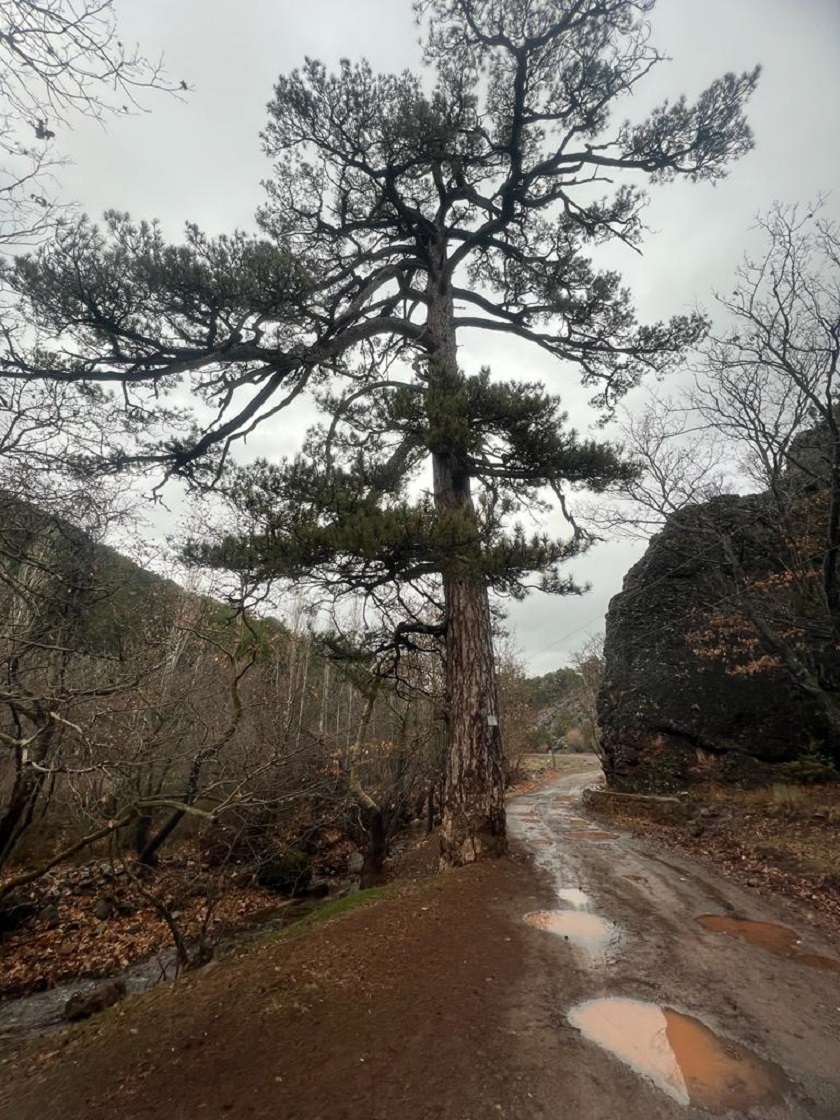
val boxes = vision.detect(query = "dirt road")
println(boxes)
[1,760,839,1119]
[508,760,840,1118]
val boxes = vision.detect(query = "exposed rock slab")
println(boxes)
[598,496,835,791]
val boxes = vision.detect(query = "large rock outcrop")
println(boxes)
[598,491,839,792]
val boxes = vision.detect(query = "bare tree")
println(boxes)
[0,486,145,866]
[697,202,840,600]
[597,202,840,757]
[0,0,179,245]
[561,635,605,756]
[585,394,732,538]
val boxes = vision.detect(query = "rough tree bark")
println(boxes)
[427,258,506,866]
[438,573,507,864]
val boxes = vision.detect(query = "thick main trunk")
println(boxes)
[439,570,507,864]
[427,275,506,867]
[0,766,46,868]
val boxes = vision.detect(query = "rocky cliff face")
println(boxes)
[598,491,838,792]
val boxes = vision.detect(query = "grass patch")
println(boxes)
[770,783,806,806]
[270,886,394,943]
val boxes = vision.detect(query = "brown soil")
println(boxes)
[0,850,570,1120]
[698,914,840,973]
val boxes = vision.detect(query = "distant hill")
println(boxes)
[0,490,188,656]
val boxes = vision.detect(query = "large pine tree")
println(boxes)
[4,0,758,865]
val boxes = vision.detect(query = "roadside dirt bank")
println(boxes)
[0,852,571,1120]
[585,782,840,933]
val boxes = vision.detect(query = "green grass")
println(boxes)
[270,886,394,943]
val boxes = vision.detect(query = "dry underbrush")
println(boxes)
[0,854,286,999]
[0,825,443,1002]
[1,753,594,1001]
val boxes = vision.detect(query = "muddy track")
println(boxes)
[508,761,840,1118]
[2,762,839,1120]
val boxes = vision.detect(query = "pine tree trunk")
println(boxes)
[427,272,507,867]
[438,571,507,864]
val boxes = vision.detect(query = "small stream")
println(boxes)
[0,891,336,1047]
[0,946,180,1046]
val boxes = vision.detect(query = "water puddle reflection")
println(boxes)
[556,887,590,909]
[523,910,615,955]
[529,838,551,846]
[699,915,840,973]
[568,997,787,1112]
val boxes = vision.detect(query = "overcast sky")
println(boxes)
[52,0,840,674]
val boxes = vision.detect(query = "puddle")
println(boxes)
[568,998,787,1112]
[796,952,840,972]
[566,817,589,827]
[567,830,619,841]
[699,915,840,973]
[553,795,574,804]
[556,888,590,909]
[523,910,615,954]
[530,838,551,846]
